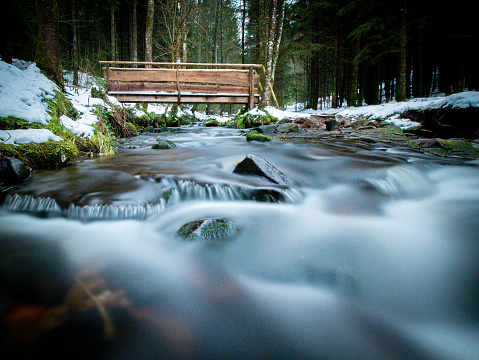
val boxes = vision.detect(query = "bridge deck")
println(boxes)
[99,61,263,109]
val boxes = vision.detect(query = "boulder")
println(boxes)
[152,139,177,149]
[277,123,300,133]
[233,154,293,185]
[246,130,272,142]
[351,119,377,130]
[277,117,293,125]
[335,115,352,128]
[325,119,339,131]
[0,157,30,185]
[205,119,220,127]
[252,124,278,134]
[293,117,317,129]
[177,218,239,245]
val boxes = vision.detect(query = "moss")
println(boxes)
[124,122,139,137]
[46,90,79,120]
[246,130,273,142]
[204,119,220,127]
[228,110,278,129]
[0,116,43,130]
[0,140,78,169]
[35,39,64,90]
[437,139,474,151]
[90,87,106,100]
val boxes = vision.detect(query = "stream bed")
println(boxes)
[1,126,479,359]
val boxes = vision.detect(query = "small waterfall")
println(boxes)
[2,180,300,221]
[66,199,167,221]
[3,194,62,214]
[167,179,243,203]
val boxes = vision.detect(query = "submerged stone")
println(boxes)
[233,154,293,186]
[0,157,29,185]
[152,139,177,149]
[177,218,239,245]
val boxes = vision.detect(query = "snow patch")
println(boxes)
[0,129,62,144]
[60,115,95,138]
[0,60,58,124]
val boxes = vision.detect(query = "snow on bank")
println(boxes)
[0,60,57,124]
[0,129,62,144]
[60,115,95,138]
[264,91,479,129]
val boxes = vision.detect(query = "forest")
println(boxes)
[1,0,478,110]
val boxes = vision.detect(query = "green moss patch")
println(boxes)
[246,130,273,142]
[0,117,44,130]
[228,110,278,129]
[0,140,78,169]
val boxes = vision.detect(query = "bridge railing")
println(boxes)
[99,61,264,110]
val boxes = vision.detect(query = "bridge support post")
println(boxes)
[249,67,254,110]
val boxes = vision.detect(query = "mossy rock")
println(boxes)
[124,122,139,137]
[231,111,278,129]
[205,119,220,127]
[152,139,177,149]
[437,139,474,151]
[177,218,239,246]
[0,140,78,169]
[277,123,300,133]
[246,130,272,142]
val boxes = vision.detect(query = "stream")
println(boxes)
[1,125,479,359]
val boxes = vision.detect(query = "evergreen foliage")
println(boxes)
[0,0,477,109]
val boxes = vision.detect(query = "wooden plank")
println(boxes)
[114,94,260,104]
[108,69,260,86]
[99,61,263,69]
[108,83,258,95]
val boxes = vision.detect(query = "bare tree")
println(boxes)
[155,0,192,63]
[259,0,284,109]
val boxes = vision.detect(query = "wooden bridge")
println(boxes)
[99,61,265,110]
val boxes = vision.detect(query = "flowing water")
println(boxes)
[1,126,479,359]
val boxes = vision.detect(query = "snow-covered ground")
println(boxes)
[1,58,479,144]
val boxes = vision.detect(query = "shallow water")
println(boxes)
[1,126,479,359]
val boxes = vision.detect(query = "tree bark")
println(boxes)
[145,0,155,64]
[396,0,407,101]
[71,0,79,86]
[132,0,138,64]
[35,0,64,89]
[110,5,116,61]
[259,0,284,110]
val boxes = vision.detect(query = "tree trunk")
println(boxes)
[242,0,246,63]
[181,0,188,63]
[35,0,64,89]
[145,0,155,64]
[110,5,116,61]
[72,0,79,86]
[396,0,407,101]
[259,0,284,110]
[132,0,138,64]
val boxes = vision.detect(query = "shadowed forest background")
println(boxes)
[1,0,478,110]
